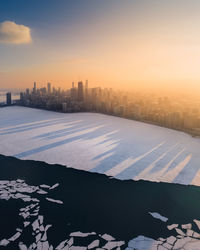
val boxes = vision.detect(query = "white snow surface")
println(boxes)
[0,106,200,186]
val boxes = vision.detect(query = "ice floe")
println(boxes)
[149,212,168,222]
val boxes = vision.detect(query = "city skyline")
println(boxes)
[0,80,196,137]
[1,0,200,93]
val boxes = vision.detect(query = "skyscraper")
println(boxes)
[6,92,11,105]
[71,87,77,101]
[26,88,30,96]
[85,79,88,100]
[33,82,37,94]
[71,82,77,101]
[47,82,51,94]
[78,81,84,102]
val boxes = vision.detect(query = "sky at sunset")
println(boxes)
[0,0,200,92]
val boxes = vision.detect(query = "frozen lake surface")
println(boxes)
[0,106,200,186]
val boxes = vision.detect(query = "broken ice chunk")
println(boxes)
[175,228,185,236]
[41,231,47,242]
[38,215,44,225]
[24,221,30,227]
[39,225,44,232]
[42,241,49,250]
[194,219,200,230]
[8,232,21,241]
[0,239,9,246]
[18,242,27,250]
[182,224,192,230]
[69,247,86,250]
[55,239,68,249]
[45,225,52,231]
[37,190,48,194]
[101,233,115,241]
[40,184,51,189]
[88,240,100,249]
[70,232,95,237]
[186,229,193,237]
[0,181,9,185]
[67,237,74,247]
[32,220,39,231]
[167,236,176,245]
[50,183,59,190]
[149,212,168,222]
[167,224,178,230]
[103,241,125,249]
[36,233,42,242]
[46,197,63,204]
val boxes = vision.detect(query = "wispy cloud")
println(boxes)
[0,21,32,44]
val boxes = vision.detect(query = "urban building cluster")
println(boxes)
[3,81,200,136]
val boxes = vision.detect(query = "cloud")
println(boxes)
[0,21,31,44]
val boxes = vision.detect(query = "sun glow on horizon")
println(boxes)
[0,0,200,95]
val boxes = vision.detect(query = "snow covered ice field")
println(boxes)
[0,106,200,186]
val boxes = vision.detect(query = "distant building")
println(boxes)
[40,87,47,95]
[33,82,37,94]
[20,92,24,102]
[78,81,84,102]
[71,87,77,101]
[6,92,11,105]
[26,88,30,96]
[47,82,51,94]
[85,80,88,99]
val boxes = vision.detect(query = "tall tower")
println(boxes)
[6,92,11,105]
[78,81,84,102]
[33,82,37,94]
[26,88,30,96]
[85,79,88,99]
[47,82,51,94]
[72,82,75,88]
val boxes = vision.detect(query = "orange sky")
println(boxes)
[1,0,200,94]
